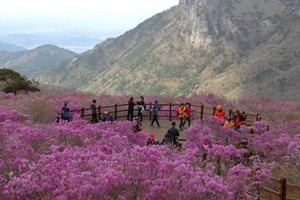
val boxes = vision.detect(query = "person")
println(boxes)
[224,116,234,128]
[136,96,146,122]
[160,131,172,145]
[214,105,226,120]
[177,103,185,131]
[127,97,136,121]
[233,110,242,131]
[102,111,114,123]
[240,111,248,125]
[166,121,180,145]
[133,118,143,133]
[183,102,191,128]
[147,134,158,145]
[61,102,70,122]
[90,99,98,123]
[150,100,161,128]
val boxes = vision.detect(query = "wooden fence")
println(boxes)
[245,174,300,200]
[70,102,261,124]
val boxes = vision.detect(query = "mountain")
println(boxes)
[0,41,26,52]
[35,0,300,100]
[0,45,77,79]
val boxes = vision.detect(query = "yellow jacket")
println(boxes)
[224,121,234,128]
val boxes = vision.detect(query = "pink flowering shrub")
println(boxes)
[1,91,300,199]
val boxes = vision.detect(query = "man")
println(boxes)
[150,100,161,128]
[127,97,136,121]
[183,102,191,128]
[166,121,180,145]
[90,99,98,123]
[137,96,146,122]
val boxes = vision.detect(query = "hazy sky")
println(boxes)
[0,0,179,34]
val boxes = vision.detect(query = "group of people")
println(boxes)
[147,121,181,147]
[177,103,191,131]
[57,100,113,123]
[214,105,248,131]
[90,99,114,123]
[127,96,146,122]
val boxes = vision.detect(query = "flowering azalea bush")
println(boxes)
[0,91,300,199]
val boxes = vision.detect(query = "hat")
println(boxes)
[104,111,108,114]
[154,100,158,103]
[228,116,232,121]
[217,105,222,109]
[148,134,155,140]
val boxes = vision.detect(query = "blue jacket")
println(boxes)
[150,104,160,115]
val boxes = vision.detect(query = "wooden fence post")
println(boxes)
[200,105,204,121]
[114,104,118,120]
[212,106,216,116]
[229,109,232,117]
[256,114,259,121]
[280,178,286,200]
[169,103,172,121]
[81,107,84,118]
[149,102,152,121]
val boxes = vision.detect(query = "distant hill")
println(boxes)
[0,45,77,79]
[0,41,26,52]
[15,0,300,100]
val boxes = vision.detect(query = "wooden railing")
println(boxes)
[245,174,300,200]
[70,102,261,124]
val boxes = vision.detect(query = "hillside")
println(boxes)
[34,0,300,100]
[0,41,26,52]
[0,45,77,79]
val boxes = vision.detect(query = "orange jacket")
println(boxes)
[177,107,185,119]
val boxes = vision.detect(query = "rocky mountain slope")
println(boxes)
[34,0,300,100]
[0,45,77,79]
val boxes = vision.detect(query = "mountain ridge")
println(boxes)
[0,41,26,52]
[6,0,300,100]
[0,45,77,79]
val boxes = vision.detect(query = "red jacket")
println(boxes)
[185,106,191,117]
[214,110,225,119]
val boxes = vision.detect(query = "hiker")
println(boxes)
[177,103,185,131]
[150,100,161,128]
[147,134,158,145]
[61,102,70,122]
[224,116,235,128]
[102,111,114,123]
[241,111,248,125]
[127,97,136,121]
[160,131,172,145]
[133,118,143,133]
[90,99,98,123]
[183,102,191,128]
[137,96,146,122]
[214,105,225,120]
[233,110,242,131]
[166,121,180,145]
